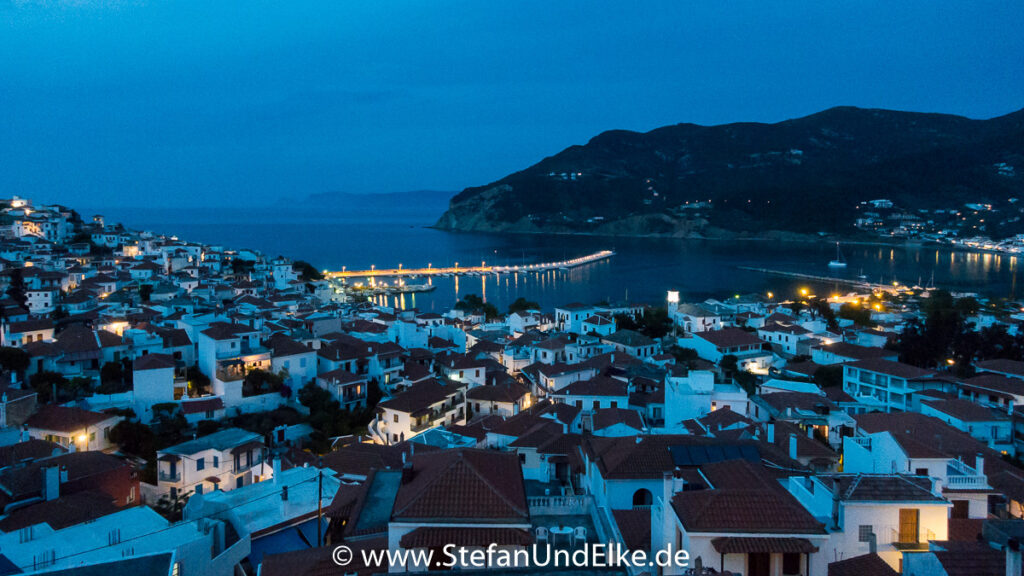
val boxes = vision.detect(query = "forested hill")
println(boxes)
[434,106,1024,238]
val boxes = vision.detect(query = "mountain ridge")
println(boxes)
[435,105,1024,238]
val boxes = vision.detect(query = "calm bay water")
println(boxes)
[89,206,1024,312]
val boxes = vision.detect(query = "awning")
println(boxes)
[400,527,533,549]
[712,537,818,554]
[205,476,221,484]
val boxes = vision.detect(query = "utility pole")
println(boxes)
[317,457,323,547]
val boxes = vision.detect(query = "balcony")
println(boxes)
[848,436,872,449]
[888,527,935,551]
[233,458,263,475]
[947,459,989,489]
[158,471,181,483]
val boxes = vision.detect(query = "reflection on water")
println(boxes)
[86,207,1023,311]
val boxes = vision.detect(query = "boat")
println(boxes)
[828,242,847,268]
[856,267,868,281]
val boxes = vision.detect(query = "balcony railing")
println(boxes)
[234,458,263,474]
[158,471,181,482]
[887,527,935,551]
[847,436,872,449]
[527,495,591,515]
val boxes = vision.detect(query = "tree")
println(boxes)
[242,369,285,397]
[5,269,27,309]
[0,347,30,373]
[813,365,844,388]
[508,297,540,315]
[187,365,211,396]
[454,294,499,320]
[838,302,873,326]
[293,261,324,282]
[30,371,67,403]
[110,420,157,459]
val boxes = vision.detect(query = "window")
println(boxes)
[858,525,873,542]
[213,456,219,468]
[89,431,96,442]
[196,457,205,471]
[914,467,928,476]
[195,484,203,495]
[393,414,399,423]
[952,500,969,519]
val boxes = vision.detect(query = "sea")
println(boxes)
[85,204,1024,313]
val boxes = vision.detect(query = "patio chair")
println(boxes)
[536,526,549,543]
[572,526,586,545]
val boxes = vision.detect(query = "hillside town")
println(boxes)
[2,196,1024,576]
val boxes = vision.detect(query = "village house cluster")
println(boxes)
[854,196,1024,254]
[0,196,1022,576]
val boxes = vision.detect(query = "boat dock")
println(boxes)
[325,250,615,279]
[737,266,901,294]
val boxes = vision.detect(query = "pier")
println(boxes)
[325,250,615,279]
[737,266,901,294]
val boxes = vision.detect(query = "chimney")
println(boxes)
[42,466,59,501]
[1009,400,1015,416]
[767,423,775,444]
[1008,539,1023,576]
[976,453,985,476]
[831,477,842,530]
[401,459,415,484]
[59,465,68,484]
[868,531,877,554]
[20,424,27,444]
[789,434,798,460]
[271,458,282,484]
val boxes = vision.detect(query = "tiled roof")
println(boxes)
[671,488,826,534]
[846,358,934,380]
[320,442,437,479]
[0,490,119,532]
[811,342,893,360]
[200,321,253,341]
[602,329,655,348]
[712,536,818,554]
[611,509,652,552]
[26,405,117,433]
[0,439,65,469]
[931,548,1006,576]
[180,397,224,415]
[697,328,763,348]
[592,407,644,431]
[391,449,527,521]
[318,368,366,385]
[378,379,459,414]
[399,527,532,548]
[555,376,628,397]
[827,553,898,576]
[922,397,1008,422]
[976,358,1024,378]
[132,353,175,371]
[826,474,944,502]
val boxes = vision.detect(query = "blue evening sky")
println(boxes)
[1,1,1022,208]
